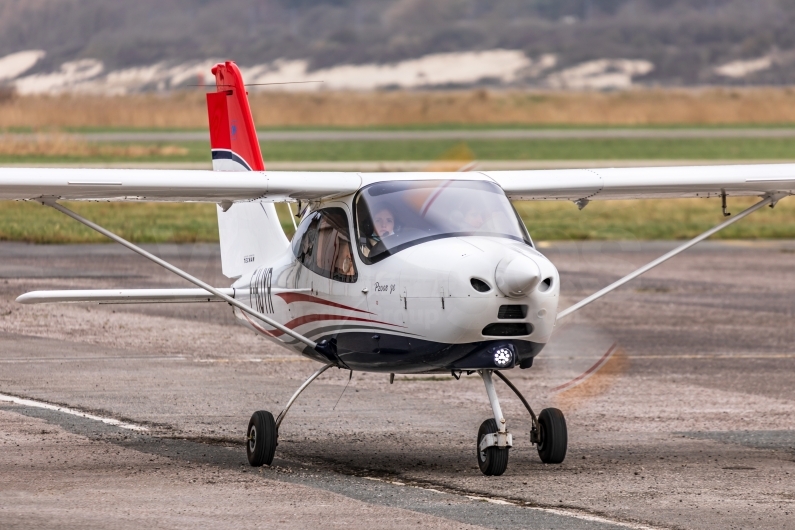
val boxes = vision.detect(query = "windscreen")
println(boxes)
[354,180,531,264]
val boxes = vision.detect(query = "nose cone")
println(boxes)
[495,254,541,298]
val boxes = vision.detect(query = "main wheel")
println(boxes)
[537,408,567,464]
[477,418,509,476]
[247,410,277,467]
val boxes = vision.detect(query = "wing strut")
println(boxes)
[40,201,335,359]
[556,193,787,322]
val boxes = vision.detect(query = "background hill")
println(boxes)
[1,0,795,90]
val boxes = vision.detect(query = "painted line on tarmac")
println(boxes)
[0,392,148,432]
[363,476,664,530]
[543,353,795,360]
[0,355,187,363]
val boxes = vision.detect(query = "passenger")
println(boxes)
[463,204,484,230]
[453,202,486,231]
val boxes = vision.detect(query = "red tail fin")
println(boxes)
[206,61,264,172]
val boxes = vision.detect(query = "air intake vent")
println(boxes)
[538,277,553,292]
[482,323,533,337]
[498,305,528,319]
[470,278,491,293]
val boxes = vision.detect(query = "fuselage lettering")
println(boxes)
[374,282,395,294]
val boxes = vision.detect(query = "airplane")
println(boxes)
[1,61,794,476]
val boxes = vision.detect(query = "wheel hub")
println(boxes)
[248,425,257,452]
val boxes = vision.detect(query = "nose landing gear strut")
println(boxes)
[477,369,568,476]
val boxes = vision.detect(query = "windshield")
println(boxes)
[354,180,531,264]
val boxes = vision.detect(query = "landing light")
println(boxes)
[494,348,513,367]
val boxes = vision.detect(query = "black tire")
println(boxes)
[537,408,567,464]
[247,410,277,467]
[477,418,509,476]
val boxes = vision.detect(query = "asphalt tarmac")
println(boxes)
[0,240,794,529]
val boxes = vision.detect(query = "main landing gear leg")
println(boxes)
[477,369,511,476]
[246,363,333,467]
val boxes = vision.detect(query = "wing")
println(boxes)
[0,168,361,202]
[3,164,795,204]
[485,164,795,201]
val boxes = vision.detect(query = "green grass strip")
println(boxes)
[3,137,795,164]
[3,197,795,244]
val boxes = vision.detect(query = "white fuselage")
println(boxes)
[228,195,560,374]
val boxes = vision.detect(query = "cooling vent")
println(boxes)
[470,278,491,293]
[482,323,533,337]
[498,305,528,319]
[538,277,553,292]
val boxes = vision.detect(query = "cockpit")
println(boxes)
[354,180,532,264]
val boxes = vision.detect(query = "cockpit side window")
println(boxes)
[291,207,357,283]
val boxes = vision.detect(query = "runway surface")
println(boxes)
[12,127,795,143]
[1,240,794,529]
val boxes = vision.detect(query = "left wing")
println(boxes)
[484,164,795,201]
[0,168,361,202]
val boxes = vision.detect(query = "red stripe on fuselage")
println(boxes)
[242,311,404,339]
[276,292,374,314]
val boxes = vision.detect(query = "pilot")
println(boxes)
[362,205,398,257]
[373,207,396,239]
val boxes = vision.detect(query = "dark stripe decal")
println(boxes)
[211,149,253,171]
[275,292,374,315]
[282,324,421,345]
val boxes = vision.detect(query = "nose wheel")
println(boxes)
[247,410,277,467]
[477,418,509,476]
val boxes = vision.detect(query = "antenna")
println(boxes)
[188,81,324,88]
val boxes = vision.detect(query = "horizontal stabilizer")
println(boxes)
[16,288,237,304]
[16,287,312,305]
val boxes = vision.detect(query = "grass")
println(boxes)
[4,137,795,164]
[3,196,795,244]
[0,202,220,244]
[517,197,795,241]
[258,138,795,161]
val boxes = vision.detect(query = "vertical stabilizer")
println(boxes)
[207,61,265,171]
[207,61,289,279]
